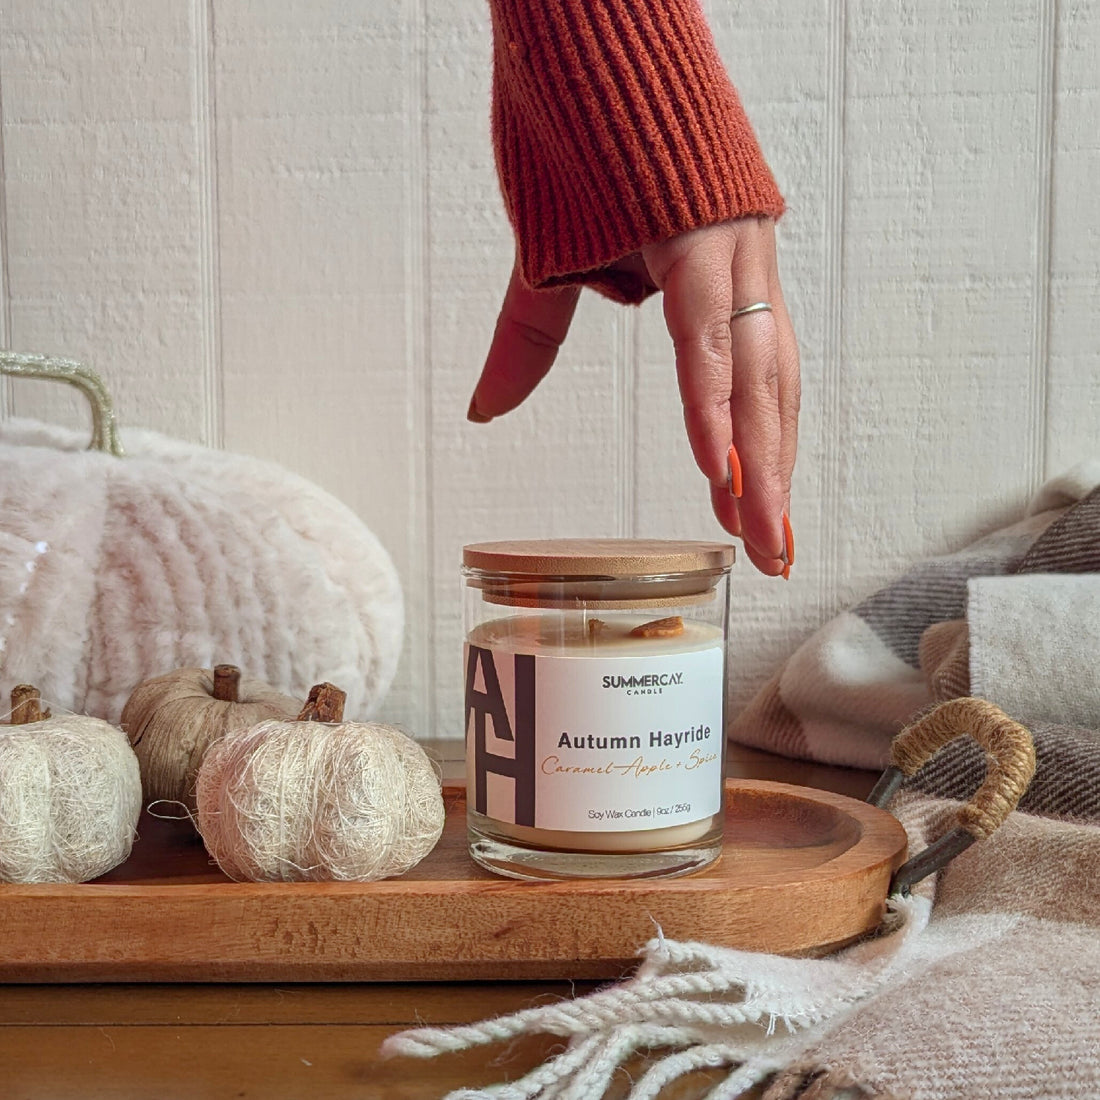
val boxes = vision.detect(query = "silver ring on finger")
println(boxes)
[731,301,773,320]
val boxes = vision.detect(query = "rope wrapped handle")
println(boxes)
[868,697,1036,895]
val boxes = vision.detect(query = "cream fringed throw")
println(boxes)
[387,463,1100,1098]
[387,797,1100,1099]
[759,800,1100,1100]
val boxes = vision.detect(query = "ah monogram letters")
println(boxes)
[464,645,536,826]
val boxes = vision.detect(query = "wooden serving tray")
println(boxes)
[0,780,907,983]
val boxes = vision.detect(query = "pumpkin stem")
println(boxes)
[297,683,346,723]
[212,664,242,703]
[10,684,50,725]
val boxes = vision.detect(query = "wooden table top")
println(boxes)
[0,743,878,1100]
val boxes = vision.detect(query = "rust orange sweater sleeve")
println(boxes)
[488,0,785,303]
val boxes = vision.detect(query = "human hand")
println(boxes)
[467,217,799,577]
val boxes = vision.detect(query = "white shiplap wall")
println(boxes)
[1,0,1097,740]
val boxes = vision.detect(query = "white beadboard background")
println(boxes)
[0,1,1097,740]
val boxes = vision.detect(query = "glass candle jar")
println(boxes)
[462,539,734,881]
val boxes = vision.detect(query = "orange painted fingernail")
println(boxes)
[782,563,791,581]
[782,512,795,568]
[467,396,492,424]
[727,444,743,498]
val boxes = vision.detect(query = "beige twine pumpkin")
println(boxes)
[121,664,299,814]
[195,683,445,882]
[0,685,142,883]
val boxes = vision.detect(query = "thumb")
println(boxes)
[469,259,580,422]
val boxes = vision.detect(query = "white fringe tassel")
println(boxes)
[383,894,932,1099]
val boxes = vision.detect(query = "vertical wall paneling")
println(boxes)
[1029,0,1057,489]
[821,0,847,627]
[192,0,224,450]
[426,3,624,738]
[403,0,433,738]
[689,0,839,714]
[1,4,208,438]
[425,1,506,740]
[838,0,1045,603]
[0,42,11,418]
[213,2,416,725]
[614,307,638,538]
[1046,0,1100,477]
[1,0,1097,740]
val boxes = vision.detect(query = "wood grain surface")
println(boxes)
[0,745,878,1099]
[0,982,744,1100]
[0,774,905,983]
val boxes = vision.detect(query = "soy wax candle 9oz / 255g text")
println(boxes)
[462,539,734,880]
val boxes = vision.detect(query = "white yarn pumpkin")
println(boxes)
[195,684,445,882]
[0,686,142,883]
[0,354,403,724]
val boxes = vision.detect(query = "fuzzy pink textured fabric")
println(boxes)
[0,417,403,724]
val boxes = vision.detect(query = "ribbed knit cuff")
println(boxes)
[489,0,785,303]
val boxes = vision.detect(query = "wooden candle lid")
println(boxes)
[463,539,736,609]
[463,539,735,576]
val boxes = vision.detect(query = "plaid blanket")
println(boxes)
[731,461,1100,823]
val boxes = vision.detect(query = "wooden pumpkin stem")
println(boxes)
[212,665,242,703]
[297,683,346,723]
[10,684,51,725]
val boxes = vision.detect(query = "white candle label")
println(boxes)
[465,642,724,831]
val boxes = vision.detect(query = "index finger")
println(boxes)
[469,260,580,422]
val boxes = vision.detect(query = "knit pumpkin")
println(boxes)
[121,664,299,814]
[195,683,445,882]
[0,353,403,724]
[0,685,142,883]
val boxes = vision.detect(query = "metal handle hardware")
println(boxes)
[1,352,124,457]
[869,697,1036,895]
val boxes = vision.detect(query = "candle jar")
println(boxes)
[462,539,734,881]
